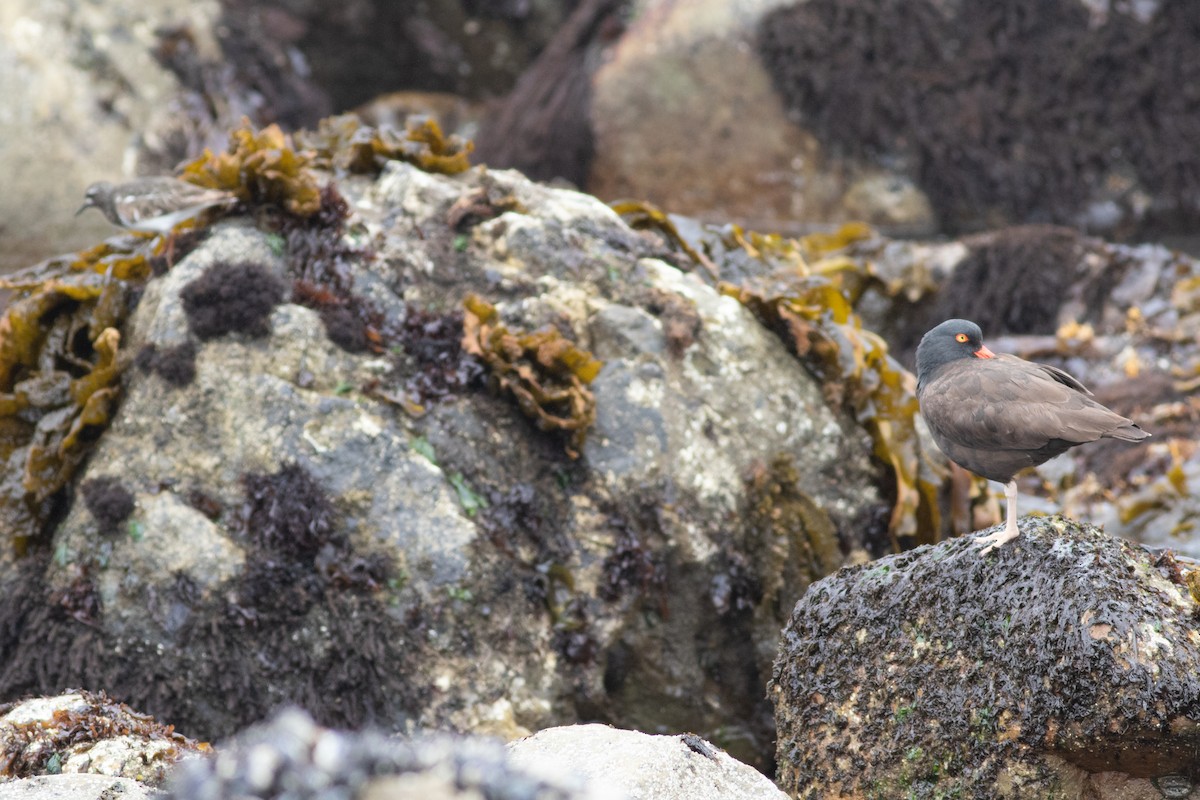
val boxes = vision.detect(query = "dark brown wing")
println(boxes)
[920,354,1136,451]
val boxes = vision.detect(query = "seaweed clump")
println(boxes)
[180,261,287,340]
[0,689,210,785]
[0,275,128,551]
[179,122,321,217]
[297,114,474,176]
[80,476,135,534]
[712,225,941,547]
[461,295,602,458]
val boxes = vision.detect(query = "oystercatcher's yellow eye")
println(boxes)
[955,333,969,343]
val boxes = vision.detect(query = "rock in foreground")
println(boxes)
[771,517,1200,799]
[167,709,604,800]
[507,724,787,800]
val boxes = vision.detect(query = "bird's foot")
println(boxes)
[975,520,1021,555]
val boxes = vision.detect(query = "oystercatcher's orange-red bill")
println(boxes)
[974,345,996,359]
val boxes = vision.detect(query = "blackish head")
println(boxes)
[76,181,113,217]
[916,319,996,384]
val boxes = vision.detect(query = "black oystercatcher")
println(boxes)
[916,319,1149,553]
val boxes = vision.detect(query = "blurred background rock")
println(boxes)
[6,0,1200,272]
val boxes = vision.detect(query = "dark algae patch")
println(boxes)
[181,261,287,340]
[0,465,424,740]
[135,341,198,387]
[771,517,1200,798]
[758,0,1200,232]
[80,476,135,534]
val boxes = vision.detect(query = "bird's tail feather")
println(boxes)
[1108,423,1150,442]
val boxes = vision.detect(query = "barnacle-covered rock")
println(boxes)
[772,517,1200,799]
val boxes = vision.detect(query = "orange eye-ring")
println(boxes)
[955,333,969,343]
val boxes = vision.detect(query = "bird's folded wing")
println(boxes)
[922,357,1128,450]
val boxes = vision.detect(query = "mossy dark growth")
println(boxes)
[942,226,1082,335]
[645,288,702,357]
[392,307,485,405]
[238,463,338,559]
[600,519,667,610]
[280,184,382,355]
[893,225,1085,357]
[0,688,209,783]
[462,295,602,459]
[319,306,371,353]
[771,518,1200,797]
[46,564,101,627]
[0,468,417,740]
[80,476,135,533]
[181,261,286,340]
[140,341,198,387]
[758,0,1200,232]
[475,482,589,662]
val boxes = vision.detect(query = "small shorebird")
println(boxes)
[76,177,238,235]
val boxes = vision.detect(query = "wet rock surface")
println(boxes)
[772,516,1200,799]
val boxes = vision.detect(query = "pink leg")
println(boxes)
[975,480,1021,554]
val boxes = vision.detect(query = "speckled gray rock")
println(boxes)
[507,724,788,800]
[772,516,1200,799]
[0,774,162,800]
[2,160,886,769]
